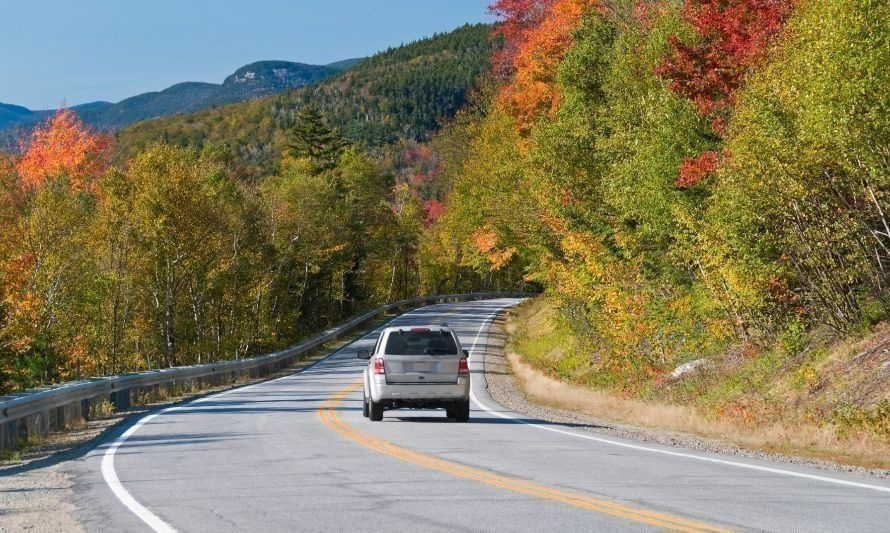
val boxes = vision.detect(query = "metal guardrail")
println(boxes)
[0,292,528,449]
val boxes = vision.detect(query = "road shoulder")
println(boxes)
[481,313,889,479]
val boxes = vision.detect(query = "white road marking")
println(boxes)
[102,296,886,533]
[99,303,447,531]
[467,305,890,495]
[101,411,177,533]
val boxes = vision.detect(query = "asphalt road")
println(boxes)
[66,298,890,532]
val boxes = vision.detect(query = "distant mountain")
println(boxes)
[0,101,111,131]
[0,103,34,129]
[323,58,364,71]
[0,59,360,136]
[118,24,494,177]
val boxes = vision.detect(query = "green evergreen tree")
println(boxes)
[288,106,346,171]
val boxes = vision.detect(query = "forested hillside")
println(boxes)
[83,60,348,130]
[117,23,495,178]
[0,61,351,136]
[429,0,888,442]
[0,104,41,130]
[0,23,519,393]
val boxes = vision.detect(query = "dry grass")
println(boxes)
[508,352,890,468]
[505,298,890,470]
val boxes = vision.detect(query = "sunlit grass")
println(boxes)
[506,297,890,469]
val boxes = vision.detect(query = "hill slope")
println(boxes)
[117,23,494,176]
[0,59,356,135]
[82,60,350,129]
[0,101,111,131]
[0,103,36,130]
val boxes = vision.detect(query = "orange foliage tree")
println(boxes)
[491,0,598,133]
[17,108,111,193]
[472,227,517,270]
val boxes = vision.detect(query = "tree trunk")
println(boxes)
[163,257,176,367]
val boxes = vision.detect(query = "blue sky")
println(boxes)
[2,1,494,109]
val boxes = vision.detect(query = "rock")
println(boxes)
[880,361,890,379]
[671,358,713,379]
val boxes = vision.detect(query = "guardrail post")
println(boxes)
[87,394,109,419]
[21,412,49,444]
[63,400,82,429]
[50,406,63,432]
[1,420,15,450]
[111,389,131,411]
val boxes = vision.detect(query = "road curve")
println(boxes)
[66,298,890,532]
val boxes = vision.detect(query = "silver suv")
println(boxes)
[359,325,471,422]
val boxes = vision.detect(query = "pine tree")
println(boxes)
[288,106,346,171]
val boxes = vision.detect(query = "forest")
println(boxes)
[432,0,888,439]
[0,24,523,393]
[1,0,887,421]
[116,23,495,179]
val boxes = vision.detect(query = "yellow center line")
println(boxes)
[318,378,730,533]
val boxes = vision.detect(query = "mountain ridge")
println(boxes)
[0,58,362,133]
[117,23,494,178]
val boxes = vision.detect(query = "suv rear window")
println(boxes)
[385,330,458,355]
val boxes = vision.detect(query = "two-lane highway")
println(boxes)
[67,298,890,531]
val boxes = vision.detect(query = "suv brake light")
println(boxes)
[458,357,469,375]
[372,356,386,375]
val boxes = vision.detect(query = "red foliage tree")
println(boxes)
[655,0,794,133]
[17,108,111,194]
[489,0,555,78]
[422,199,446,227]
[675,150,720,187]
[491,0,598,133]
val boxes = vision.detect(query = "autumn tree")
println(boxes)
[489,0,555,77]
[262,157,353,335]
[654,0,794,187]
[97,145,261,368]
[492,0,599,133]
[17,108,111,194]
[655,0,794,129]
[702,0,890,332]
[288,106,347,172]
[0,157,23,389]
[0,109,111,390]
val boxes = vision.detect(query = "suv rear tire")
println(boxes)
[362,396,370,418]
[454,400,470,422]
[369,398,384,421]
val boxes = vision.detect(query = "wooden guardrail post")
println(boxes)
[111,389,132,411]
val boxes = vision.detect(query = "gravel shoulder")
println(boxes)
[481,313,889,479]
[0,459,82,533]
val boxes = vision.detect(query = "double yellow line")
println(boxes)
[318,379,729,532]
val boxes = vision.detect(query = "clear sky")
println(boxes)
[2,1,494,110]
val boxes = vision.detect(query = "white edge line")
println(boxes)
[100,412,176,533]
[467,304,890,495]
[99,302,464,532]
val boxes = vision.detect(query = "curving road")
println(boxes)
[66,298,890,531]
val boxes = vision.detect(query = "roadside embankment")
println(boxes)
[485,297,889,473]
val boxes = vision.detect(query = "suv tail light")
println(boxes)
[458,357,470,375]
[372,356,386,375]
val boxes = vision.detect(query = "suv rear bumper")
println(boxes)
[370,376,469,403]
